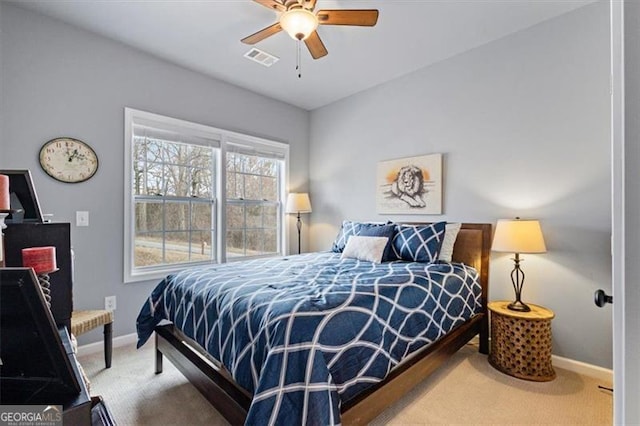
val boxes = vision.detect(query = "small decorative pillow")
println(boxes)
[438,223,462,262]
[331,220,389,253]
[341,236,389,263]
[358,223,396,262]
[392,222,447,263]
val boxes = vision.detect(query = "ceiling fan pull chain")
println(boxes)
[296,39,302,79]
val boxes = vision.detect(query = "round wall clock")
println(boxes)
[39,137,99,183]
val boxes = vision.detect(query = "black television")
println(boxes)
[0,169,44,223]
[0,267,81,403]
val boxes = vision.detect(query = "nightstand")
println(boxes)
[488,300,555,381]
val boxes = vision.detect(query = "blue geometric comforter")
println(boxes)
[136,252,481,425]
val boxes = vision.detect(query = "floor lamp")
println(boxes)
[285,193,312,254]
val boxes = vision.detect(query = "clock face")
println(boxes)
[39,137,99,183]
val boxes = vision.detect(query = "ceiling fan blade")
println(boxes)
[316,9,379,26]
[304,31,328,59]
[241,22,282,45]
[253,0,286,12]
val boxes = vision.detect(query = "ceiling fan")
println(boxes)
[241,0,379,60]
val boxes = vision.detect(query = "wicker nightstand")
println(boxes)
[488,301,555,381]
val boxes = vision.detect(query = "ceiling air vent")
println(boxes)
[244,48,279,67]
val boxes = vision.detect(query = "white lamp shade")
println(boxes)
[286,193,312,214]
[492,219,547,254]
[279,9,319,41]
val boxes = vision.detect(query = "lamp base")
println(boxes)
[507,300,531,312]
[37,273,52,309]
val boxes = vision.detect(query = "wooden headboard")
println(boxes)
[452,223,492,286]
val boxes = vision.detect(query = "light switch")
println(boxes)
[76,211,89,227]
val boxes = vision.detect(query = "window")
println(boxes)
[124,108,288,282]
[226,147,282,258]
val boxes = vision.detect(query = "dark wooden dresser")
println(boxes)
[3,222,73,330]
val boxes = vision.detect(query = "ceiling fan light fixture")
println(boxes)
[279,8,318,41]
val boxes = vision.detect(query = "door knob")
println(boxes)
[594,289,613,307]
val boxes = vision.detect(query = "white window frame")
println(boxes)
[124,108,289,282]
[223,137,287,262]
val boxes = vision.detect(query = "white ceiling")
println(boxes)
[11,0,594,110]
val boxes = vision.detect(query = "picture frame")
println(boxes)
[376,153,442,214]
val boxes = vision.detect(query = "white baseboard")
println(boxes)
[78,333,613,384]
[478,336,612,383]
[76,332,138,358]
[552,354,613,383]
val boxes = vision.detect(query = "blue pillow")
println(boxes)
[391,222,446,263]
[359,224,397,262]
[331,221,390,253]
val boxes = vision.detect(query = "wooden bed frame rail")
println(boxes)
[154,223,491,425]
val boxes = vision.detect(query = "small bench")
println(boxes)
[71,310,114,368]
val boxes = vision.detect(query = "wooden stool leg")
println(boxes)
[104,322,113,369]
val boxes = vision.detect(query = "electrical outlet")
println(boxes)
[105,296,116,311]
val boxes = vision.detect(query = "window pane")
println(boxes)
[262,176,277,201]
[145,139,164,163]
[133,161,146,195]
[227,204,244,228]
[246,229,262,254]
[246,156,261,174]
[192,167,212,198]
[164,141,186,164]
[226,230,245,258]
[262,159,277,177]
[263,205,277,228]
[165,202,189,231]
[264,229,277,253]
[246,205,262,228]
[190,230,212,261]
[165,231,191,263]
[235,174,245,199]
[226,152,237,172]
[145,162,163,195]
[134,231,164,267]
[165,164,191,197]
[192,202,212,230]
[238,154,250,173]
[244,175,261,200]
[135,201,163,232]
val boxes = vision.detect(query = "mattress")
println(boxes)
[136,251,481,425]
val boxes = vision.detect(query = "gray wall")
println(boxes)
[309,2,611,367]
[0,3,310,344]
[624,0,640,420]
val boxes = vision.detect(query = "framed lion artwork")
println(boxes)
[376,153,442,214]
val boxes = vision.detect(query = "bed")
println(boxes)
[136,222,491,425]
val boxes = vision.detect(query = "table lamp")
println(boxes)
[285,193,312,254]
[22,246,59,309]
[492,218,547,312]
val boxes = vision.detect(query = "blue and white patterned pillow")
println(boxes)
[331,221,390,253]
[391,222,447,263]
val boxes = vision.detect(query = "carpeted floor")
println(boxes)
[78,342,612,425]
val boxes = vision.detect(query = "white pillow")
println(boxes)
[341,236,389,263]
[438,223,462,262]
